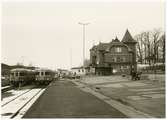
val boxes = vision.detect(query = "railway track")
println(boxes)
[1,87,46,119]
[2,89,34,107]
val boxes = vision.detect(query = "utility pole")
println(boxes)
[70,48,72,69]
[78,22,90,67]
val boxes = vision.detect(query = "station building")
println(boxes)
[89,29,137,75]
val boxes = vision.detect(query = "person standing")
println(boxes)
[131,69,136,80]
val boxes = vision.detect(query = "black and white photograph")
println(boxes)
[1,0,165,118]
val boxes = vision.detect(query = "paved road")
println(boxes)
[23,80,126,118]
[80,75,165,118]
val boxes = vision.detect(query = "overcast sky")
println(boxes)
[2,0,165,70]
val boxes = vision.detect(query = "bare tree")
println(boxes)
[135,34,144,64]
[151,29,162,64]
[162,34,165,64]
[135,28,164,66]
[157,33,165,64]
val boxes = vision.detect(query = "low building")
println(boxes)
[57,69,70,76]
[71,67,91,76]
[89,29,137,75]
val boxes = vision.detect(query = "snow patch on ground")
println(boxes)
[1,88,42,119]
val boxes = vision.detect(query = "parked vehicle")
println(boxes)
[10,68,35,87]
[35,69,55,85]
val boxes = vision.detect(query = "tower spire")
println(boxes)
[122,29,136,43]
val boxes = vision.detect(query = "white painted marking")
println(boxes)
[142,94,165,99]
[82,76,128,85]
[126,96,148,100]
[137,91,160,95]
[129,87,165,92]
[96,84,123,88]
[123,82,146,87]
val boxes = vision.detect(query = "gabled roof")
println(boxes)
[10,68,34,72]
[106,41,132,52]
[122,29,137,43]
[35,68,53,72]
[112,37,120,42]
[97,43,109,51]
[71,66,89,69]
[92,37,133,52]
[90,30,137,52]
[90,45,98,51]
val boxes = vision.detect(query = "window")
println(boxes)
[15,72,19,76]
[123,66,127,69]
[11,73,14,76]
[111,58,114,62]
[45,72,51,75]
[82,69,84,72]
[96,60,99,64]
[120,57,126,62]
[111,57,116,62]
[36,72,40,75]
[115,47,122,52]
[117,57,121,62]
[78,69,80,72]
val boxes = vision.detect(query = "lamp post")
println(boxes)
[78,22,90,67]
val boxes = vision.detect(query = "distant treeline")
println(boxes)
[135,28,165,65]
[1,63,36,76]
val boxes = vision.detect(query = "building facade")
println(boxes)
[90,30,137,75]
[71,67,91,76]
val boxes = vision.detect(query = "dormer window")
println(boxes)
[115,47,122,52]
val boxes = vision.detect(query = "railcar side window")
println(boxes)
[45,72,51,75]
[36,72,40,75]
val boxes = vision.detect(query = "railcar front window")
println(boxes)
[11,73,14,76]
[20,72,25,76]
[15,72,19,76]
